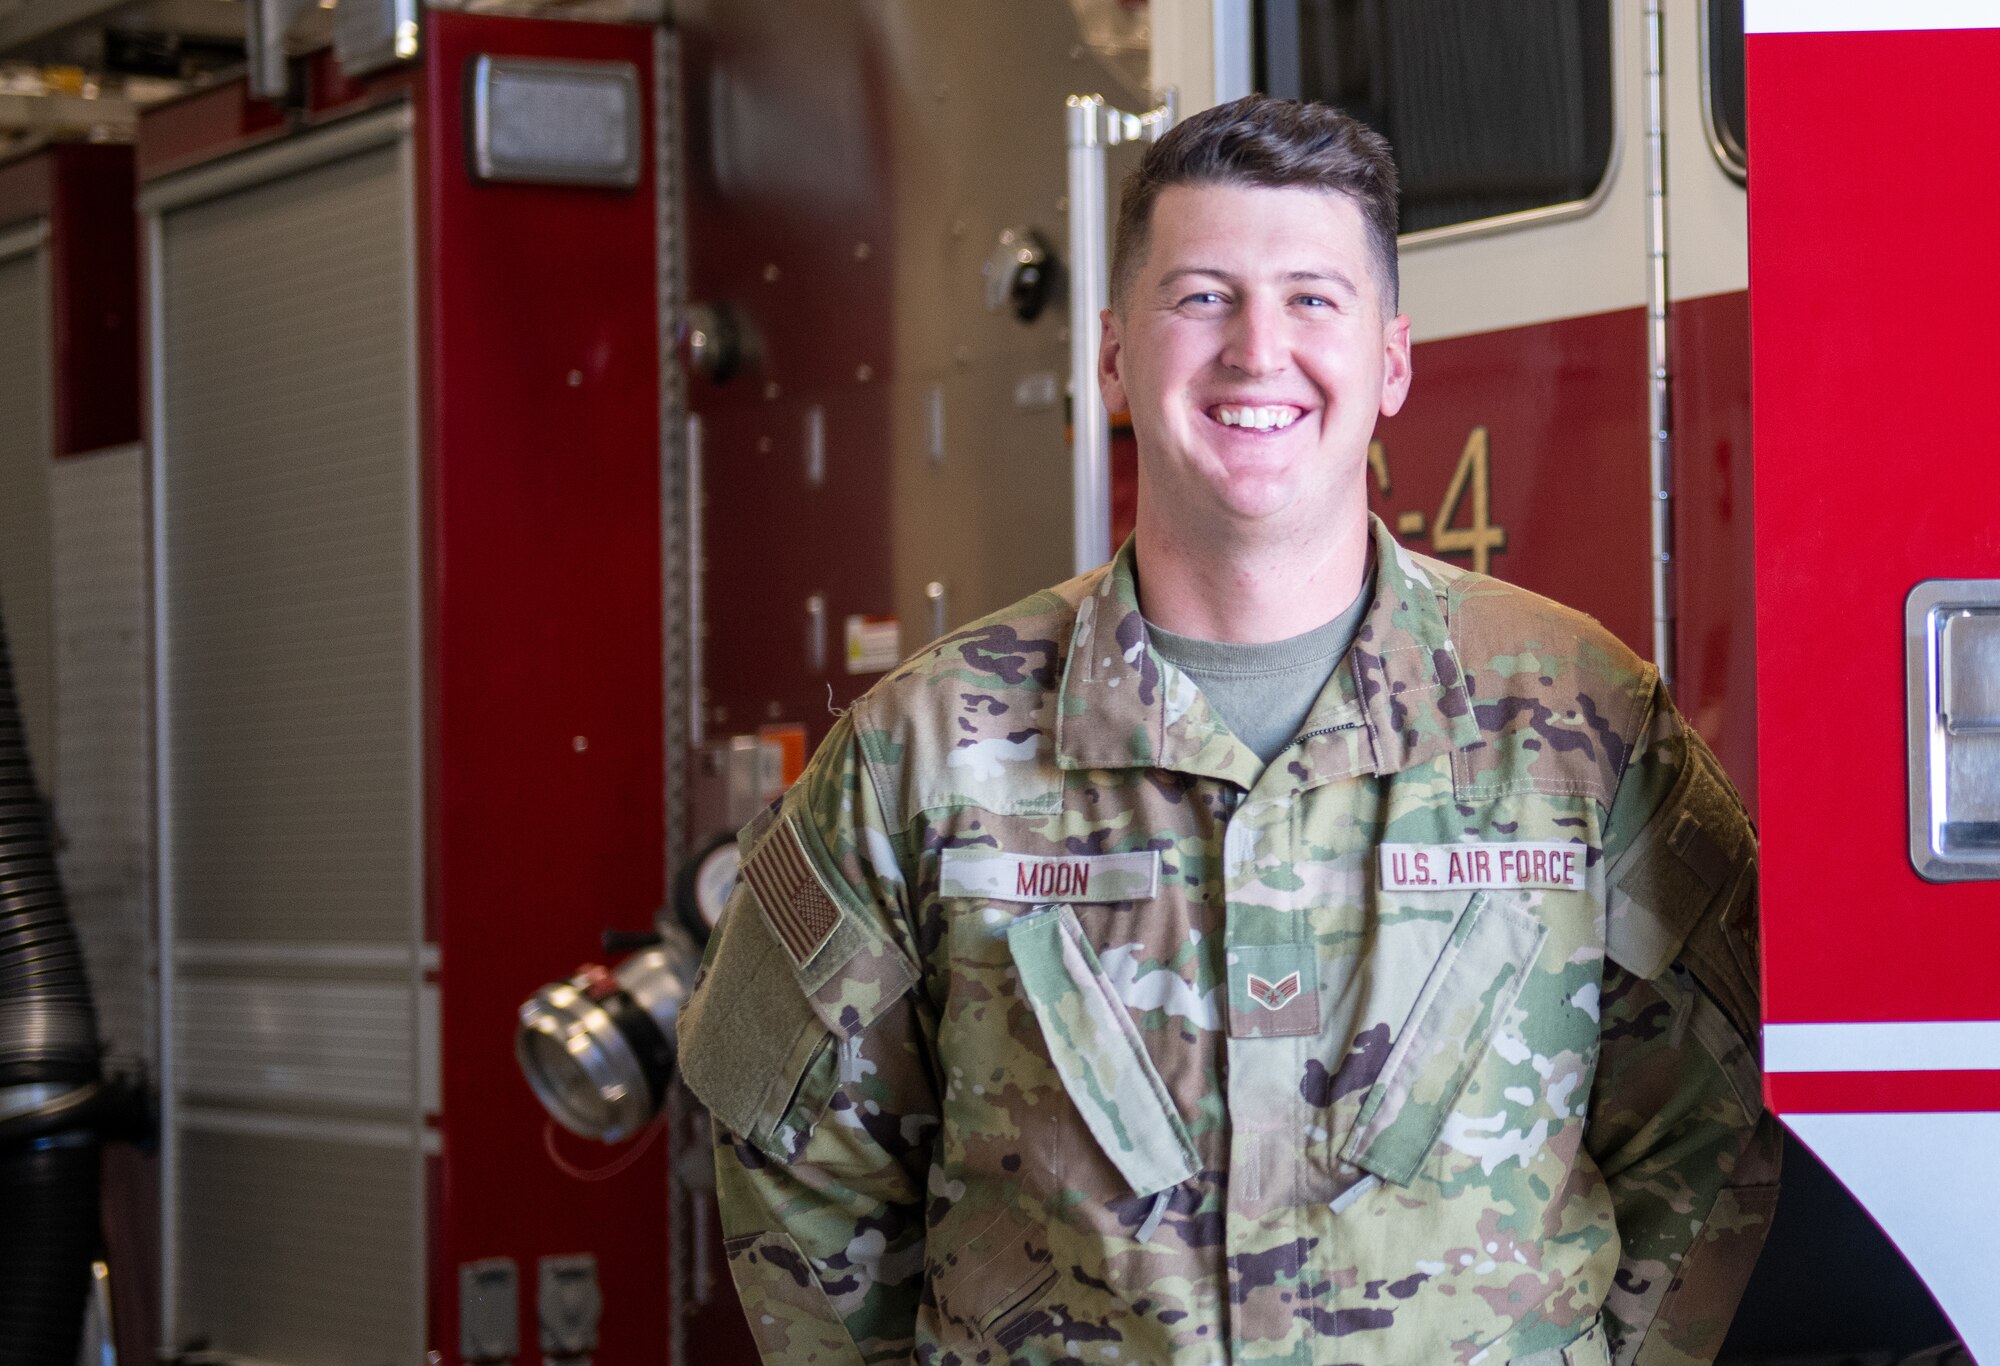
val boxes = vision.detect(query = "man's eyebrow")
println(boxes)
[1286,268,1360,294]
[1155,267,1235,290]
[1155,266,1361,294]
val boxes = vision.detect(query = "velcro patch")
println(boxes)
[741,817,842,967]
[1379,841,1589,893]
[939,848,1159,903]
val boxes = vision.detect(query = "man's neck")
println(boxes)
[1133,505,1373,644]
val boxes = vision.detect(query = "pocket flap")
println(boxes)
[1342,893,1547,1185]
[932,1204,1057,1342]
[1006,905,1198,1197]
[1505,1313,1610,1366]
[1608,735,1748,980]
[721,1229,867,1366]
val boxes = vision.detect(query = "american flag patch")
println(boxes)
[741,817,842,967]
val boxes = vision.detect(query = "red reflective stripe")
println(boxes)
[1769,1070,2000,1114]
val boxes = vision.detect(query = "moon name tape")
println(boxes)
[1378,841,1589,892]
[939,848,1160,903]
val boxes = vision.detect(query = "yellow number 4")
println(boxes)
[1432,426,1507,575]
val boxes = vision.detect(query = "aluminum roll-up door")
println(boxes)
[0,223,55,793]
[147,106,428,1363]
[50,444,154,1068]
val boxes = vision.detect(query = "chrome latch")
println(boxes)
[1908,580,2000,881]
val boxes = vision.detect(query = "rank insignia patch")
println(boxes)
[1247,971,1302,1012]
[740,816,841,968]
[1228,950,1318,1038]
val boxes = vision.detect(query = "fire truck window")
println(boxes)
[1706,0,1748,173]
[1257,0,1614,235]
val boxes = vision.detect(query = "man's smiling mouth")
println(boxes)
[1209,404,1304,432]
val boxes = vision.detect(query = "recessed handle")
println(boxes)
[1908,580,2000,881]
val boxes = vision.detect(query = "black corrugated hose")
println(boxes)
[0,603,102,1366]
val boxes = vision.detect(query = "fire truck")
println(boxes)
[0,0,1992,1362]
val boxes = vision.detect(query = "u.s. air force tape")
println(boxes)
[1378,841,1590,892]
[740,817,841,967]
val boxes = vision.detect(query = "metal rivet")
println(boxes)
[572,736,587,752]
[762,263,780,282]
[764,381,782,401]
[856,364,873,382]
[567,369,583,387]
[854,242,871,261]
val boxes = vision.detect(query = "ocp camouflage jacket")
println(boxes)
[679,515,1780,1366]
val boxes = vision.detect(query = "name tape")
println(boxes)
[939,848,1160,903]
[1379,841,1589,893]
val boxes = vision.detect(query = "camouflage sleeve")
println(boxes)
[1590,684,1781,1366]
[677,711,939,1366]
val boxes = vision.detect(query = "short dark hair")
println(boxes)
[1110,94,1400,314]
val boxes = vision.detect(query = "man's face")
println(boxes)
[1100,183,1412,539]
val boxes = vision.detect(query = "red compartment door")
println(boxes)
[1749,11,2000,1357]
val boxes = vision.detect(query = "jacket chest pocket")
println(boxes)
[1006,903,1198,1199]
[1341,892,1548,1185]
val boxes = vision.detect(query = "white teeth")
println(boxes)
[1215,405,1300,431]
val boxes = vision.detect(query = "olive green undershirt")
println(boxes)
[1145,567,1372,768]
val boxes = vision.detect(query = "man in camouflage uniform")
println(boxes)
[679,95,1778,1366]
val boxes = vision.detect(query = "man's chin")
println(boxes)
[1203,484,1317,531]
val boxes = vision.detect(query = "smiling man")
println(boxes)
[679,97,1778,1366]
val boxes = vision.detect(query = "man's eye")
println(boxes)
[1295,294,1334,309]
[1182,292,1226,307]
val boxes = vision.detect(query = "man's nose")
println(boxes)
[1221,299,1288,376]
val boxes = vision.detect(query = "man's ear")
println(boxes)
[1378,312,1413,418]
[1098,306,1129,416]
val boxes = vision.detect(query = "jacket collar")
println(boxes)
[1053,515,1479,789]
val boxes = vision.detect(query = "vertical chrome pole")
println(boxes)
[144,204,176,1356]
[1067,96,1111,576]
[1643,0,1677,686]
[395,123,427,1366]
[1066,94,1175,577]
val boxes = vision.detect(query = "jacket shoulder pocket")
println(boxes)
[683,808,917,1159]
[1006,904,1197,1198]
[1342,892,1548,1185]
[679,901,835,1160]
